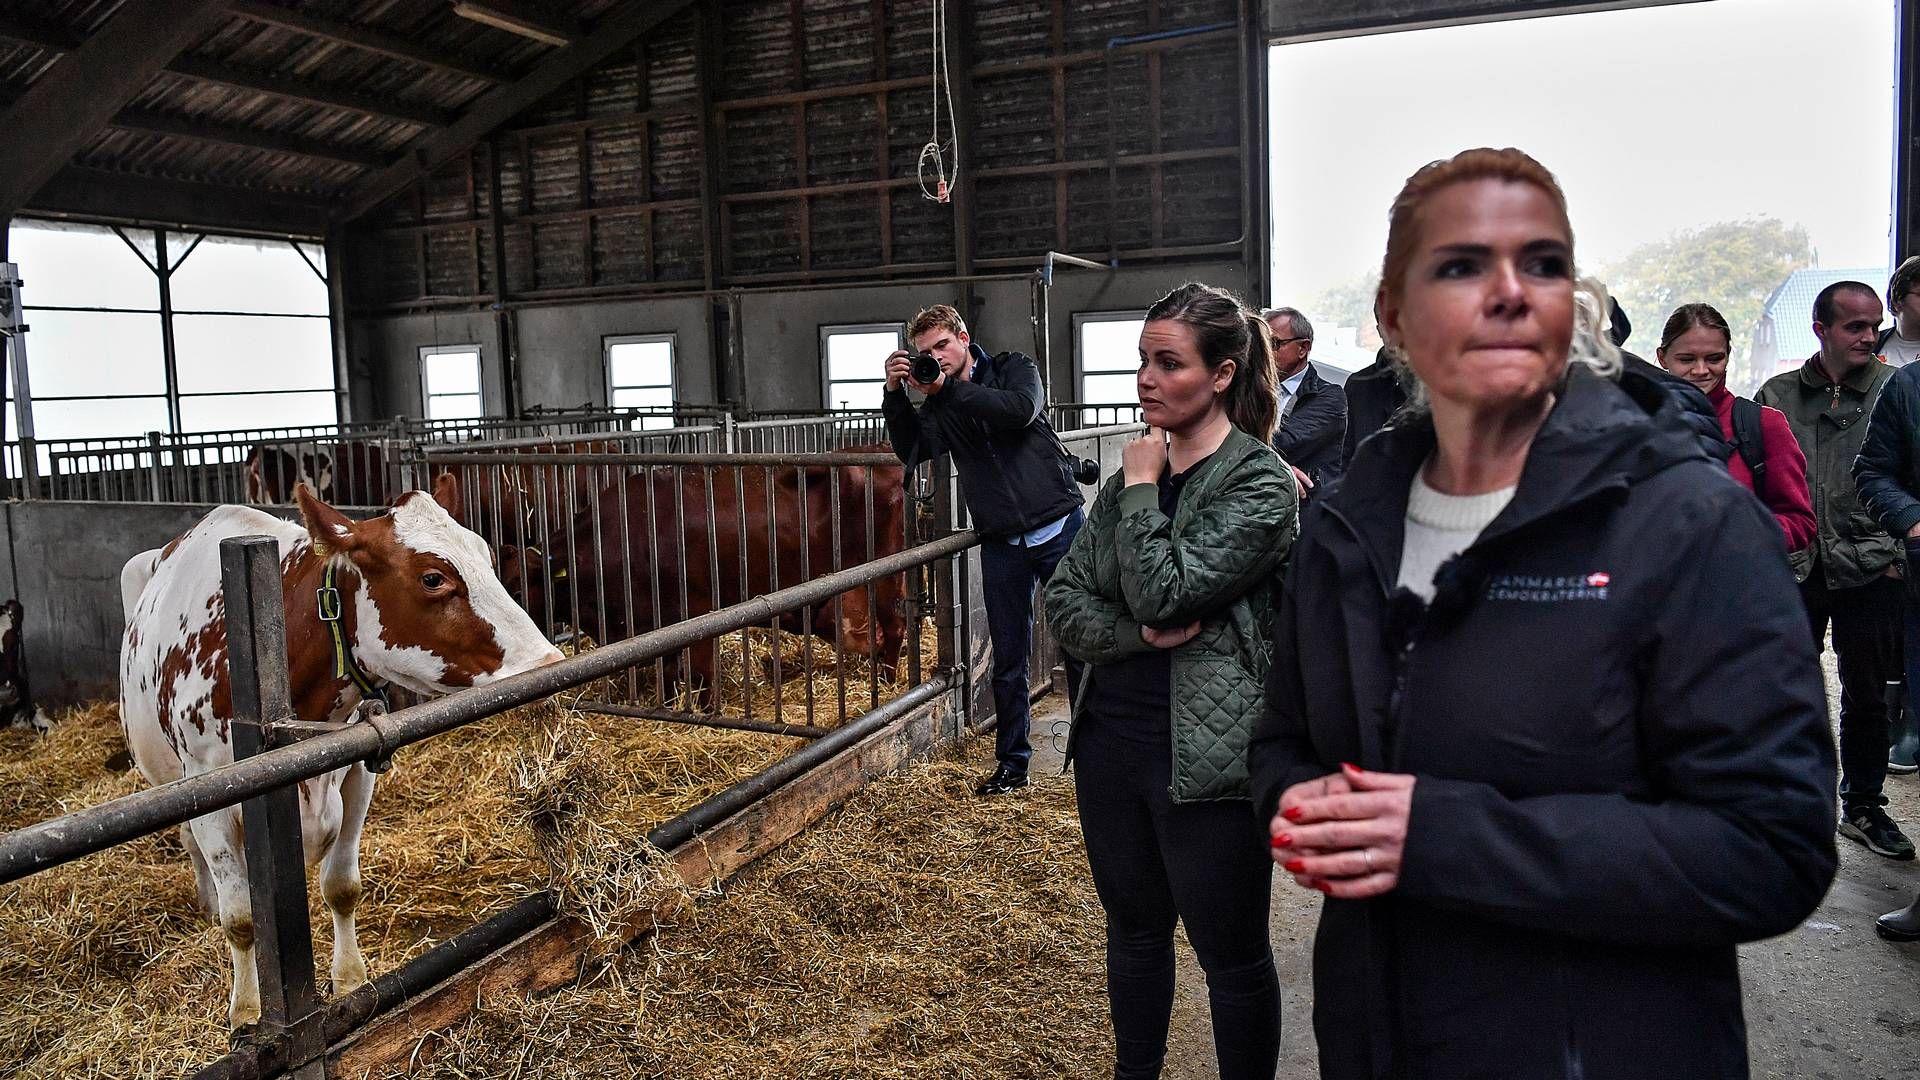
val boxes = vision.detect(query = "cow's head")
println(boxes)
[495,542,573,634]
[294,474,563,695]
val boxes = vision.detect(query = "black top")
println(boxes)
[881,342,1084,539]
[1084,452,1214,740]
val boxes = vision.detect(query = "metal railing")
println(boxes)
[1,407,728,502]
[0,527,976,1079]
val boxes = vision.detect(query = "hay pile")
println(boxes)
[377,754,1112,1080]
[0,619,937,1078]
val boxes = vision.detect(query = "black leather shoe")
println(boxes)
[975,766,1029,796]
[1877,894,1920,941]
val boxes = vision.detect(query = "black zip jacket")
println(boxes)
[1277,360,1348,488]
[1853,357,1920,537]
[1341,350,1408,468]
[883,343,1083,539]
[1249,365,1835,1080]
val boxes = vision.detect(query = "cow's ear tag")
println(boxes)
[552,569,568,580]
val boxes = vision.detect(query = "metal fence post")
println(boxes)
[146,430,164,502]
[221,535,328,1079]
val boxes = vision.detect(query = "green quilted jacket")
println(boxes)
[1044,426,1298,801]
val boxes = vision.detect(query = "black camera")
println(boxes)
[910,350,942,385]
[1071,456,1101,485]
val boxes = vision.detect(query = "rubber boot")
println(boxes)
[1889,680,1918,775]
[1877,893,1920,941]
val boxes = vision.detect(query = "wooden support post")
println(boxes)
[222,536,328,1080]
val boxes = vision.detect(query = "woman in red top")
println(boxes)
[1657,303,1816,550]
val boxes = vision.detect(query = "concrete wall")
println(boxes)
[348,309,503,420]
[346,258,1250,418]
[512,295,718,410]
[0,501,303,707]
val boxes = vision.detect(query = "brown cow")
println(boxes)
[542,456,909,697]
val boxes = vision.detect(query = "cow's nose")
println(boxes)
[539,649,565,667]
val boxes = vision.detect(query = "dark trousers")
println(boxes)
[1802,566,1904,808]
[977,508,1082,774]
[1073,714,1281,1080]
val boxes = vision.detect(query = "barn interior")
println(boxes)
[0,0,1916,1077]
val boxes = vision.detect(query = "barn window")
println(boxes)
[2,221,341,459]
[1074,311,1147,420]
[3,222,168,445]
[170,235,334,434]
[604,334,676,429]
[420,346,484,420]
[820,323,904,410]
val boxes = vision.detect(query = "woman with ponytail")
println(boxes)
[1045,282,1296,1080]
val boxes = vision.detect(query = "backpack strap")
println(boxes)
[1729,396,1768,500]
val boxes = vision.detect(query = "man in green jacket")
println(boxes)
[1758,280,1912,860]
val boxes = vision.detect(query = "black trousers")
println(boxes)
[977,509,1083,774]
[1802,565,1904,808]
[1073,713,1280,1080]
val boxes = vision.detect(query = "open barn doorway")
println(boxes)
[1267,0,1899,392]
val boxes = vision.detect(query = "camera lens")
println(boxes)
[911,351,941,385]
[1072,457,1101,485]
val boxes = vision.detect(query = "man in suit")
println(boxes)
[1264,307,1347,495]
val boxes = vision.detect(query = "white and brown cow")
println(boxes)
[118,475,562,1030]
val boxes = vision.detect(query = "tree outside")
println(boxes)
[1598,217,1815,386]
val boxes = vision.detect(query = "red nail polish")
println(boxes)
[1341,761,1362,774]
[1282,806,1305,822]
[1316,881,1333,894]
[1284,858,1305,873]
[1272,832,1293,848]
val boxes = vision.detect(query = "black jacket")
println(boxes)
[883,343,1083,539]
[1276,360,1347,487]
[1341,349,1407,468]
[1249,365,1835,1080]
[1854,357,1920,536]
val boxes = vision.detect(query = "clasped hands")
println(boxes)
[1270,763,1415,899]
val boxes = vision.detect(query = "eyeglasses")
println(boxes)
[1271,336,1310,347]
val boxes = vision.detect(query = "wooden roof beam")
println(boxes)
[451,1,582,48]
[27,165,330,236]
[109,109,391,169]
[166,55,452,128]
[0,15,77,53]
[0,0,235,219]
[228,2,511,86]
[338,0,701,223]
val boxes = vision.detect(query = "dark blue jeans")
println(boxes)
[978,508,1083,775]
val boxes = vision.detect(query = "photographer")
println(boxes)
[884,304,1086,796]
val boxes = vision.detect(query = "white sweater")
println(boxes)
[1397,468,1516,601]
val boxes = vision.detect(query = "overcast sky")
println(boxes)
[1268,0,1898,311]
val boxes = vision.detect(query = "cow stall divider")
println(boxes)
[412,448,930,742]
[0,526,980,1080]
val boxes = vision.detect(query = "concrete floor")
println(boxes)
[1027,654,1920,1080]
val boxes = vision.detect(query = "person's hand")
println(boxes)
[1270,762,1415,899]
[885,350,912,392]
[1889,561,1906,581]
[1907,523,1920,539]
[1122,428,1168,486]
[1140,621,1200,649]
[1290,464,1314,496]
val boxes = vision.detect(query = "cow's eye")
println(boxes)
[422,572,447,591]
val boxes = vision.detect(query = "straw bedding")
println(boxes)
[0,621,952,1079]
[375,754,1111,1080]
